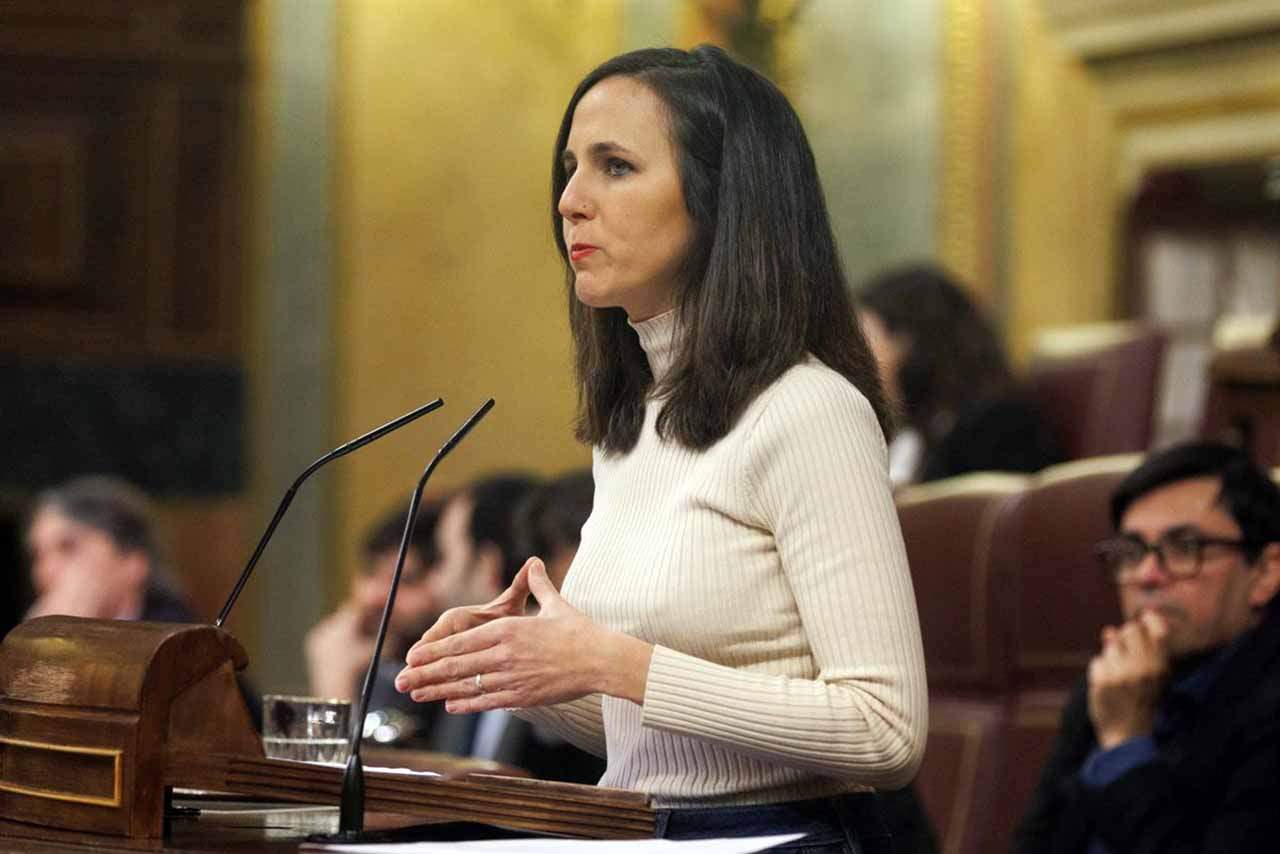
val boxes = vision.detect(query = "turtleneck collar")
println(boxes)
[629,308,678,382]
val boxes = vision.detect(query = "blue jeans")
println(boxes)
[653,793,892,854]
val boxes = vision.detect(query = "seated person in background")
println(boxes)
[1015,441,1280,854]
[423,473,538,759]
[431,474,540,615]
[427,472,607,783]
[509,469,608,785]
[305,499,444,746]
[26,476,194,622]
[512,468,593,590]
[25,475,262,727]
[858,264,1059,485]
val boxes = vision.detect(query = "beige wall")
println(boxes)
[1005,0,1117,362]
[331,1,622,601]
[249,0,341,692]
[931,0,1120,362]
[792,0,941,289]
[997,3,1280,363]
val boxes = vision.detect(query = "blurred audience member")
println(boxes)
[513,469,593,590]
[24,475,261,727]
[1016,441,1280,853]
[306,498,444,733]
[25,476,192,622]
[424,472,604,783]
[859,264,1059,485]
[431,474,541,614]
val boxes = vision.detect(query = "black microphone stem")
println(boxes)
[214,397,444,628]
[337,398,495,837]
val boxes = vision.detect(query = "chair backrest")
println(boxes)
[896,473,1028,691]
[1027,323,1166,461]
[1202,344,1280,467]
[915,695,1006,854]
[1010,455,1140,689]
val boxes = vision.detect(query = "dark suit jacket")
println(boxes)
[1014,610,1280,854]
[428,711,605,785]
[140,582,198,623]
[920,394,1061,483]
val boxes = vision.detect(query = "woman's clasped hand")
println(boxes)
[394,557,652,714]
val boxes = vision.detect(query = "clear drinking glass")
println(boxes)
[262,694,352,764]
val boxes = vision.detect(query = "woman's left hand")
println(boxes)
[395,558,653,713]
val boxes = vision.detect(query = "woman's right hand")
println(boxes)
[408,560,534,652]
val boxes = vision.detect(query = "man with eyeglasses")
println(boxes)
[1015,441,1280,854]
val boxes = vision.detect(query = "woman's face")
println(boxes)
[558,76,694,321]
[858,309,908,406]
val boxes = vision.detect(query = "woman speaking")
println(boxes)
[396,45,927,853]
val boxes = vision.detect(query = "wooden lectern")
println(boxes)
[0,617,652,841]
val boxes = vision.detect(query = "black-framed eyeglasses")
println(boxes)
[1094,529,1253,583]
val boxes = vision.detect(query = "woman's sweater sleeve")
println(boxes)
[514,693,608,759]
[638,370,929,788]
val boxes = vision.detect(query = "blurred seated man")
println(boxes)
[430,474,540,616]
[421,473,538,763]
[419,472,605,783]
[26,476,194,622]
[25,475,262,727]
[1015,441,1280,853]
[512,468,594,590]
[305,499,444,746]
[504,469,609,784]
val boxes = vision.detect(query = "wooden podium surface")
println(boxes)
[0,805,346,852]
[0,804,492,852]
[0,618,652,846]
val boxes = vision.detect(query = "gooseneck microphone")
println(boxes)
[333,397,495,839]
[213,398,445,628]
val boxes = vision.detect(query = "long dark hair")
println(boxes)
[551,45,891,453]
[858,264,1013,437]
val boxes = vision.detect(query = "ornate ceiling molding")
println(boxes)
[1040,0,1280,62]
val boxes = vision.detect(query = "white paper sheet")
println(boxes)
[292,760,442,778]
[302,832,804,853]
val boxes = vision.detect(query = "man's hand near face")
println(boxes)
[304,604,376,700]
[1087,610,1171,749]
[25,551,134,621]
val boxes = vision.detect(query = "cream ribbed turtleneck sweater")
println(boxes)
[521,310,927,808]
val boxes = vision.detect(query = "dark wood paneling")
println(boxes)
[0,0,246,360]
[0,2,250,618]
[0,1,246,65]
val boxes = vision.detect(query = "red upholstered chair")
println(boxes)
[1202,344,1280,467]
[1011,455,1140,691]
[916,696,1007,854]
[896,474,1029,692]
[998,689,1075,852]
[896,474,1027,854]
[989,455,1142,854]
[1027,323,1166,461]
